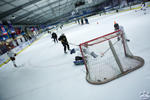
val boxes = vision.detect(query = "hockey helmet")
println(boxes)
[114,23,119,30]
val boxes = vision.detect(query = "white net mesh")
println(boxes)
[80,31,144,84]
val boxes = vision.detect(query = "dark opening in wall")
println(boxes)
[75,1,85,8]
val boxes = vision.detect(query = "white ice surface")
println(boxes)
[0,8,150,100]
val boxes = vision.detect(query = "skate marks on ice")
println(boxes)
[26,56,71,69]
[1,68,85,100]
[25,55,87,74]
[14,63,26,68]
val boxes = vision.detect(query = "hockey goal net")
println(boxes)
[79,30,144,84]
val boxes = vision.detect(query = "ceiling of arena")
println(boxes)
[0,0,106,25]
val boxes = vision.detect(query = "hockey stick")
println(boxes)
[68,42,79,46]
[59,40,79,46]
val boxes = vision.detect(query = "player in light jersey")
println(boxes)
[114,22,130,42]
[7,46,17,67]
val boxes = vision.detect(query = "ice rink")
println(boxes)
[0,8,150,100]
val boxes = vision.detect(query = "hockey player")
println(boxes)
[58,34,70,53]
[77,19,80,24]
[81,18,84,25]
[51,32,58,43]
[114,22,130,42]
[7,46,17,67]
[141,2,147,14]
[84,17,89,24]
[60,24,63,29]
